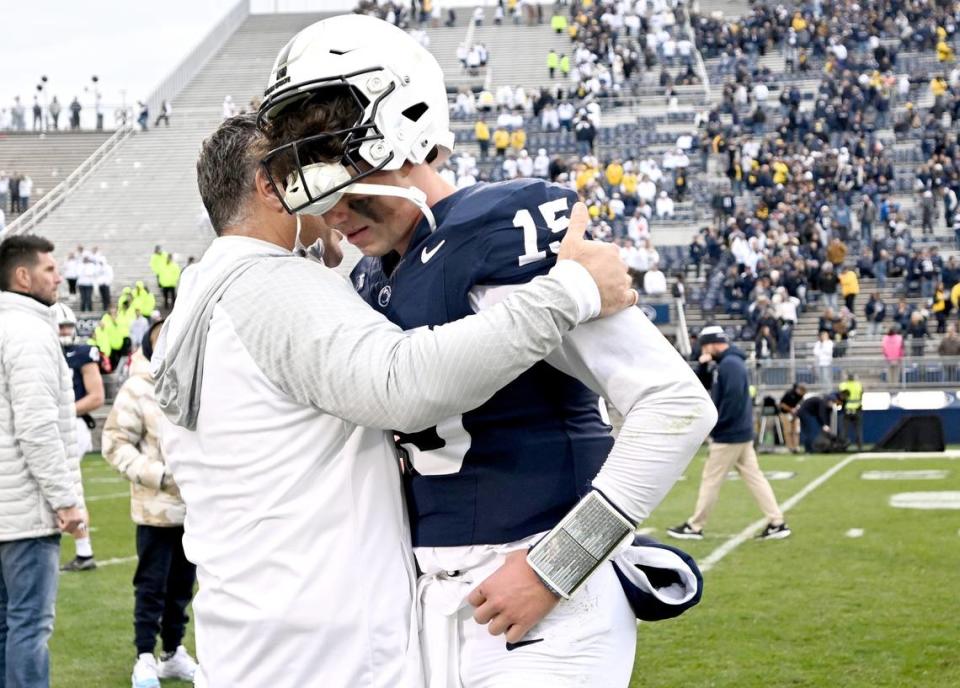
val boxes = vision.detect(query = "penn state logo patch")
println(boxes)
[378,285,392,307]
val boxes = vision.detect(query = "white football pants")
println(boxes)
[416,538,636,688]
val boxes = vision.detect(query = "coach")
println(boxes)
[668,326,791,541]
[0,235,86,687]
[154,115,634,687]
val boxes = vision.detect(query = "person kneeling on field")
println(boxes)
[103,321,197,688]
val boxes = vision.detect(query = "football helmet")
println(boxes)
[257,14,453,227]
[53,302,77,346]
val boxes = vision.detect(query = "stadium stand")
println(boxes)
[4,0,959,402]
[0,131,114,223]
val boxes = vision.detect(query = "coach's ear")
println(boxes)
[255,166,287,214]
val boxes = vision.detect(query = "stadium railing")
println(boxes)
[0,126,135,238]
[145,0,250,120]
[750,355,960,391]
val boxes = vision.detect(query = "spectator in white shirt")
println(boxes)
[813,331,834,385]
[18,175,32,211]
[517,150,534,178]
[222,96,236,120]
[637,175,657,204]
[502,154,519,179]
[656,191,675,219]
[627,212,649,243]
[455,151,476,179]
[533,149,550,178]
[643,263,667,295]
[456,169,478,189]
[97,259,114,310]
[63,253,80,295]
[77,256,98,311]
[609,193,625,218]
[540,103,559,131]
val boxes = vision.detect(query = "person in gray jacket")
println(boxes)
[0,234,86,687]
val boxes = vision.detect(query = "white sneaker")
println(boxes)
[132,654,160,688]
[157,645,198,681]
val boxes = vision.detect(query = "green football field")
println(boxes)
[51,450,960,687]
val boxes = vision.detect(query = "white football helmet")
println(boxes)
[258,14,454,227]
[53,302,77,345]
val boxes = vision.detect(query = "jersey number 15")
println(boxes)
[513,197,570,267]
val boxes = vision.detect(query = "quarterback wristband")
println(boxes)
[527,490,635,599]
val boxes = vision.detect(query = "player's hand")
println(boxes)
[467,549,560,643]
[557,202,636,317]
[56,506,85,535]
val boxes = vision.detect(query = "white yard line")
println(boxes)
[699,451,960,573]
[84,491,129,502]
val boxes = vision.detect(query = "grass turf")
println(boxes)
[50,450,959,687]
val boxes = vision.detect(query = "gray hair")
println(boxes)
[196,113,264,235]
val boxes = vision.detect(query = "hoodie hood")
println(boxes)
[716,344,747,363]
[152,237,291,431]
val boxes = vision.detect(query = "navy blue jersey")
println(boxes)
[63,343,99,402]
[351,179,613,547]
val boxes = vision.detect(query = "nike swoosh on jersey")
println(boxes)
[505,638,544,652]
[421,240,446,264]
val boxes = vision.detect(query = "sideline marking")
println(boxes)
[889,491,960,510]
[861,470,949,480]
[85,492,128,502]
[699,451,960,574]
[59,555,138,574]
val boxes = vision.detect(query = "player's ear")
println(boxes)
[255,166,286,214]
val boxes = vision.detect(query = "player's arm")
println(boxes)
[466,193,715,641]
[238,203,632,433]
[76,361,105,415]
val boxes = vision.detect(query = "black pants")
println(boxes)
[67,278,77,295]
[133,525,196,656]
[99,284,111,310]
[841,411,863,450]
[162,286,176,310]
[79,285,94,312]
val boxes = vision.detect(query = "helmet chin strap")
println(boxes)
[292,214,326,263]
[345,182,437,231]
[289,162,437,231]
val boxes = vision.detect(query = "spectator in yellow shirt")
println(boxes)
[620,171,638,198]
[493,126,510,156]
[840,267,860,312]
[475,119,490,159]
[510,128,526,152]
[937,40,955,63]
[931,76,948,98]
[605,160,624,188]
[772,160,789,185]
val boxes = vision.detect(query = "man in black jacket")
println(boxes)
[798,393,844,453]
[668,326,791,541]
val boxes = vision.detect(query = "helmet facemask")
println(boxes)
[259,67,441,229]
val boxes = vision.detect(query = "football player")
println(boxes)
[53,302,103,571]
[258,15,716,686]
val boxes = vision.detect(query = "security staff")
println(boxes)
[838,373,864,451]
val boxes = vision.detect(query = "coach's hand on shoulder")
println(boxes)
[467,549,559,643]
[557,202,637,317]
